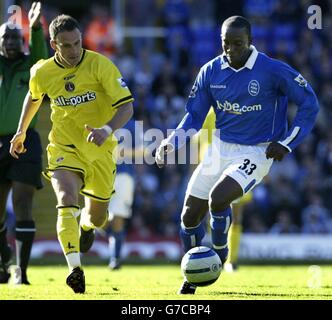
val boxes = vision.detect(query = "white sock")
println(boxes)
[65,252,81,271]
[80,207,95,231]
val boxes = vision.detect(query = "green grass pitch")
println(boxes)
[1,264,332,300]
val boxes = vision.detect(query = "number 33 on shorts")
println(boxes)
[238,158,257,175]
[231,156,272,194]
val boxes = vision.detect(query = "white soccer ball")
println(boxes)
[181,246,222,286]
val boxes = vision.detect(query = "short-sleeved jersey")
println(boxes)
[29,49,134,162]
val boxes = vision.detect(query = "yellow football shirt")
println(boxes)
[29,49,134,162]
[201,107,216,144]
[195,107,216,161]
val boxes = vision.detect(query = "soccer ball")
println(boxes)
[181,246,222,286]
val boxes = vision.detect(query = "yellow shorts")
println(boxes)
[43,143,116,202]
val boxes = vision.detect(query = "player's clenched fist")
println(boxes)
[85,124,112,146]
[155,140,174,168]
[10,131,27,159]
[265,141,289,162]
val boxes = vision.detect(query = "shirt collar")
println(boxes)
[221,45,258,70]
[54,49,86,69]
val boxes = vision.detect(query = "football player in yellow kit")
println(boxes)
[10,15,134,293]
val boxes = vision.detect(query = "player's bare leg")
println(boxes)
[180,195,208,252]
[80,198,109,253]
[209,175,243,264]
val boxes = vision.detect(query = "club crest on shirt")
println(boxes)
[65,81,75,92]
[248,80,260,96]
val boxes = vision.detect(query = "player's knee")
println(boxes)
[181,206,202,228]
[56,191,77,207]
[209,190,231,213]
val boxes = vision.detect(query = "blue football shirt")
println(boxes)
[169,46,319,151]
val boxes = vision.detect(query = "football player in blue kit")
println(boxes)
[155,16,319,294]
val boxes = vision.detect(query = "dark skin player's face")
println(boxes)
[0,25,24,60]
[221,25,252,69]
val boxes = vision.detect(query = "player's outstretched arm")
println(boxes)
[107,102,133,132]
[28,1,48,62]
[85,102,133,147]
[10,92,43,158]
[28,2,42,29]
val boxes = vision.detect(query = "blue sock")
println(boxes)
[109,231,124,260]
[179,222,205,253]
[210,207,232,263]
